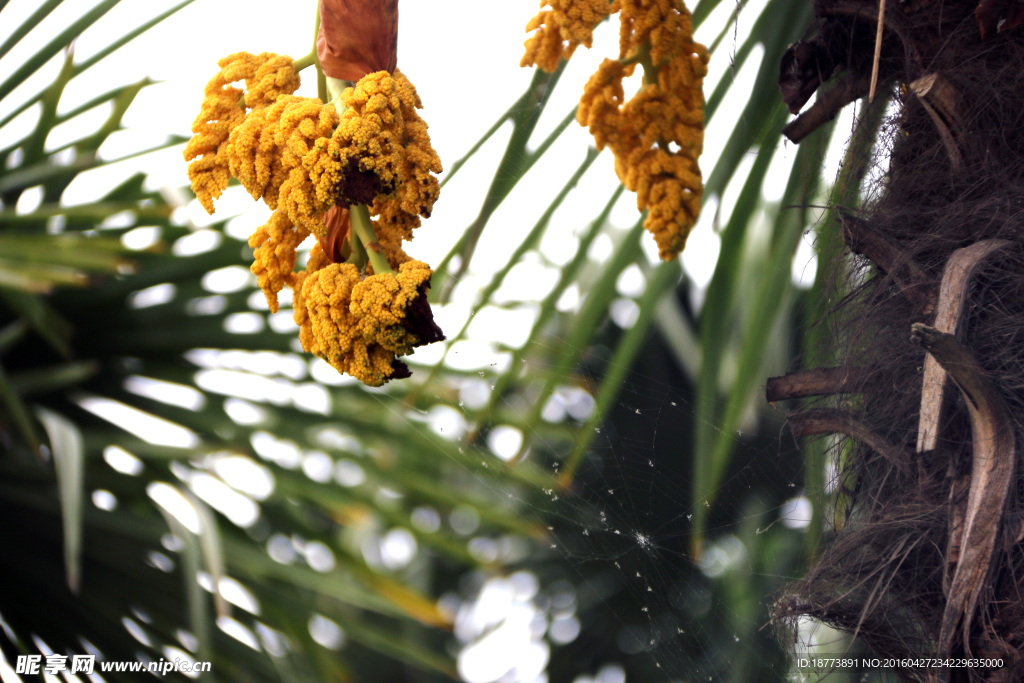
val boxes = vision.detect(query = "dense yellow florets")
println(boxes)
[393,103,442,220]
[228,95,299,208]
[188,55,445,386]
[292,243,333,356]
[521,0,619,71]
[246,54,302,109]
[350,260,433,356]
[578,59,632,150]
[184,53,301,214]
[291,248,433,387]
[335,71,405,191]
[331,70,441,271]
[298,259,361,370]
[623,147,702,256]
[227,95,340,237]
[327,70,442,216]
[248,210,309,313]
[277,99,342,235]
[526,0,709,259]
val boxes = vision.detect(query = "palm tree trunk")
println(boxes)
[773,0,1024,679]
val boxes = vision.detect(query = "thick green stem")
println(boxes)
[292,51,316,72]
[346,221,368,270]
[350,205,392,275]
[638,42,658,86]
[326,77,353,116]
[621,42,658,85]
[313,3,327,103]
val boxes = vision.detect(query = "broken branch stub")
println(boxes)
[910,324,1015,676]
[783,75,870,144]
[916,239,1010,454]
[766,366,869,402]
[787,407,913,474]
[839,209,937,309]
[911,73,963,168]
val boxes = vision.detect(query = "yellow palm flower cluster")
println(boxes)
[247,210,309,313]
[318,70,442,258]
[236,95,340,238]
[293,251,441,386]
[521,0,618,72]
[184,52,301,214]
[226,69,440,313]
[523,0,709,260]
[185,54,444,386]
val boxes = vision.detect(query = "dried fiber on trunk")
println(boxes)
[771,0,1024,678]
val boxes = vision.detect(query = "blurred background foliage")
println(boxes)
[0,0,875,681]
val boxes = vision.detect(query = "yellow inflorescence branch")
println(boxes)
[521,0,620,72]
[183,52,302,215]
[184,54,444,387]
[523,0,709,260]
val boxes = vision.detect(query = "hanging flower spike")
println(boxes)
[365,72,442,270]
[521,0,619,72]
[317,0,398,81]
[185,2,445,386]
[276,99,342,236]
[524,0,708,260]
[303,0,444,384]
[390,77,443,219]
[185,53,301,214]
[228,94,301,208]
[291,243,333,356]
[350,260,444,357]
[227,93,341,311]
[248,210,309,313]
[227,93,344,233]
[577,58,632,150]
[314,69,442,271]
[299,260,362,373]
[289,63,445,384]
[325,71,406,207]
[293,245,414,387]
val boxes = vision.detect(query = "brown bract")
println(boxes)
[318,205,350,263]
[401,279,445,346]
[317,0,398,80]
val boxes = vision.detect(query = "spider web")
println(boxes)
[352,258,873,683]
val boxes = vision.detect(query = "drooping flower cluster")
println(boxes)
[185,53,444,386]
[184,52,301,214]
[523,0,709,260]
[292,249,443,386]
[317,70,442,228]
[521,0,618,72]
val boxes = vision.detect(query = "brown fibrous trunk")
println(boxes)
[770,0,1024,679]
